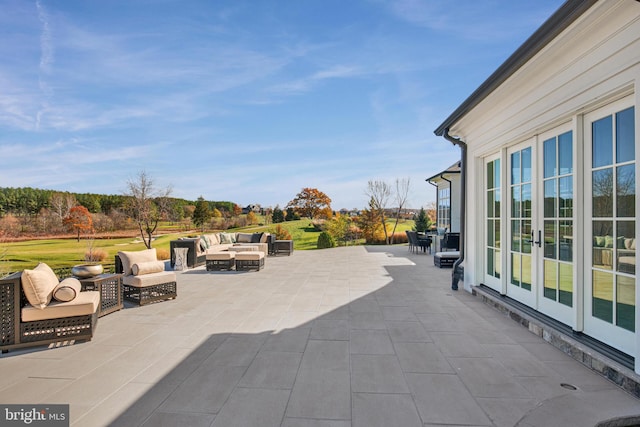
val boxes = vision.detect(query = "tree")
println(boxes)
[63,205,94,241]
[272,206,285,223]
[124,170,172,249]
[389,177,411,244]
[287,187,332,219]
[356,197,387,244]
[365,180,391,244]
[49,192,76,223]
[192,196,211,231]
[247,211,258,225]
[413,207,429,232]
[285,207,300,221]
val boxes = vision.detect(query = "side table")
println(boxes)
[79,273,123,317]
[274,240,294,256]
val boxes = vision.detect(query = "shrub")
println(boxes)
[85,248,108,262]
[156,248,170,261]
[272,224,292,240]
[317,231,335,249]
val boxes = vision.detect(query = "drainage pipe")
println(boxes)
[442,128,467,290]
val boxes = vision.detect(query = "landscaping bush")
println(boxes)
[84,248,108,262]
[272,224,292,240]
[156,248,170,261]
[317,231,335,249]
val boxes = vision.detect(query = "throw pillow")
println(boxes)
[132,260,165,275]
[118,248,158,276]
[200,235,210,249]
[251,232,264,243]
[52,277,82,302]
[219,232,234,244]
[21,262,59,309]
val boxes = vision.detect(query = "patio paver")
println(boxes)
[1,245,639,427]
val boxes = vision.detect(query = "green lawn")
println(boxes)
[1,218,415,275]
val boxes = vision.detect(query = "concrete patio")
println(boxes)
[1,245,639,426]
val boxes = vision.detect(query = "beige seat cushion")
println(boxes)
[206,251,235,260]
[235,252,264,261]
[21,263,59,309]
[52,277,82,302]
[132,260,165,275]
[22,291,100,322]
[233,243,268,256]
[118,249,157,275]
[123,271,177,288]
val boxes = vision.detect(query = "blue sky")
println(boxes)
[0,0,564,210]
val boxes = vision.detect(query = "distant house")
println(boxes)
[434,1,640,374]
[426,161,461,233]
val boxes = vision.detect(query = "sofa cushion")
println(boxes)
[52,277,82,302]
[22,291,100,322]
[118,249,157,276]
[123,271,177,288]
[200,235,210,249]
[132,260,165,275]
[251,232,264,243]
[236,233,253,243]
[219,232,236,244]
[21,263,59,309]
[207,233,220,245]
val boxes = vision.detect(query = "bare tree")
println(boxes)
[125,171,172,249]
[389,177,411,244]
[49,192,77,223]
[365,180,392,244]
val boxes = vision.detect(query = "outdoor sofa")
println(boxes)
[170,232,271,268]
[0,263,100,353]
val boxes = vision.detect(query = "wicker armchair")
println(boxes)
[0,272,99,353]
[115,251,177,306]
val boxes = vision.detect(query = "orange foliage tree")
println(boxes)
[63,205,94,241]
[287,188,332,219]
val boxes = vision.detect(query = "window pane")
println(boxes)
[495,249,501,278]
[487,162,494,189]
[592,270,613,323]
[544,220,556,259]
[522,220,532,254]
[616,164,635,218]
[521,255,532,291]
[487,249,494,277]
[494,189,501,219]
[616,221,635,275]
[558,131,573,175]
[616,107,635,164]
[544,260,557,301]
[487,220,494,247]
[559,176,573,218]
[544,179,556,218]
[616,275,635,332]
[559,220,573,262]
[593,115,613,168]
[593,221,613,270]
[511,253,521,286]
[559,263,573,307]
[511,220,521,252]
[592,169,613,217]
[494,159,501,187]
[511,152,521,184]
[522,147,532,183]
[544,137,556,178]
[487,190,494,218]
[495,219,501,249]
[522,184,532,218]
[512,186,521,218]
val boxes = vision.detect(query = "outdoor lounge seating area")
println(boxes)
[170,232,273,268]
[116,248,177,306]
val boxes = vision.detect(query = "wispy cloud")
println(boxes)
[267,65,361,95]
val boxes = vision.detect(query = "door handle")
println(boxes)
[533,230,542,248]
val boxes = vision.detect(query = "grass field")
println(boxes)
[1,218,415,275]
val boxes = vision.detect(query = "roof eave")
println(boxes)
[433,0,598,137]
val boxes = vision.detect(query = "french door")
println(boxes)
[584,97,636,355]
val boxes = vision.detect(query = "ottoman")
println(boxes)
[434,251,460,268]
[206,251,236,271]
[235,251,265,271]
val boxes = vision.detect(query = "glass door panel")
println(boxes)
[585,99,635,356]
[484,156,502,290]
